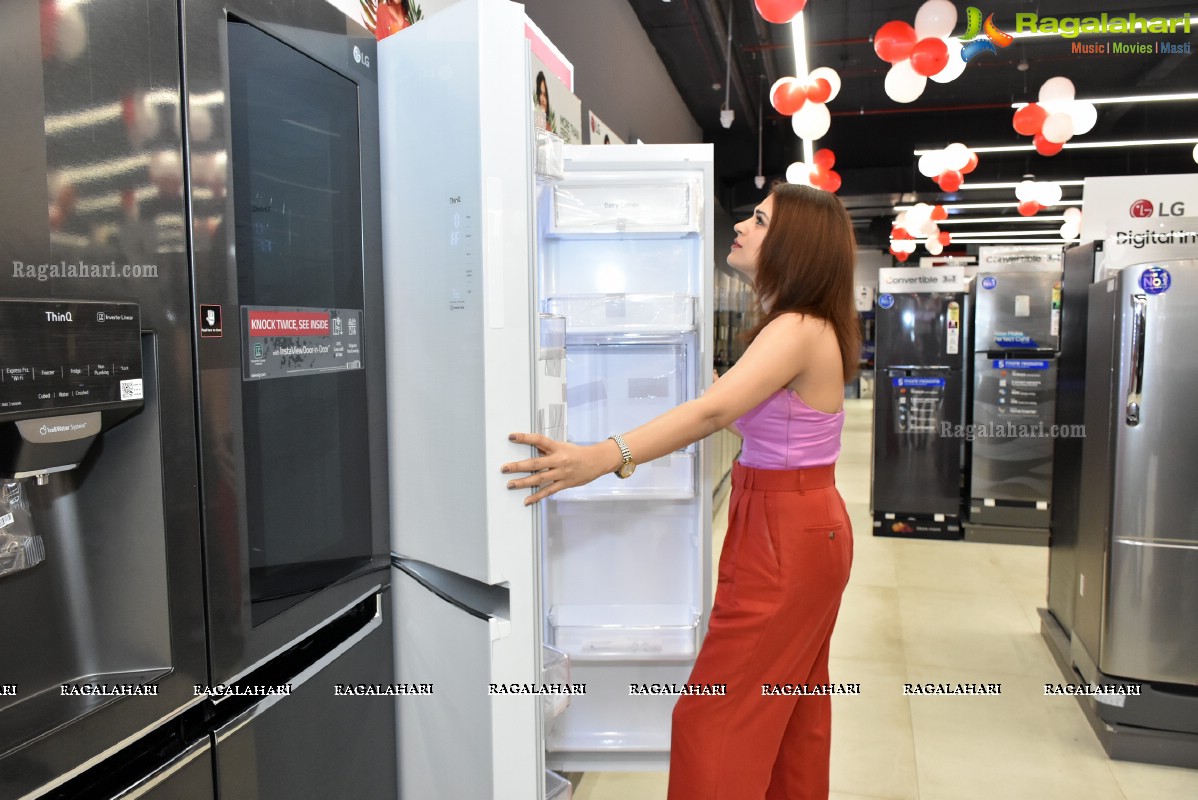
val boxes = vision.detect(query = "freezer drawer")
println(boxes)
[213,593,397,800]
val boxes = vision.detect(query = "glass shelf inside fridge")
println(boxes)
[549,604,700,661]
[544,293,695,332]
[547,176,701,236]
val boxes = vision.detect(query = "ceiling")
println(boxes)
[625,0,1198,248]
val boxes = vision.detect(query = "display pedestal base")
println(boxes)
[1039,608,1198,770]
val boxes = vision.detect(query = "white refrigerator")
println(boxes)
[379,0,714,796]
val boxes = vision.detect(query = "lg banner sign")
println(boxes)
[1129,198,1186,218]
[1082,174,1197,241]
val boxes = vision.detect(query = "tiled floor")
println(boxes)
[573,399,1198,799]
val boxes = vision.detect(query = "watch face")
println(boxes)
[617,461,636,479]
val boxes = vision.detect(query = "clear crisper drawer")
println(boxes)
[549,604,700,661]
[542,645,572,724]
[545,294,695,331]
[546,770,572,800]
[563,335,692,445]
[548,177,700,235]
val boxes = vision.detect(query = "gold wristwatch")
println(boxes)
[608,434,636,479]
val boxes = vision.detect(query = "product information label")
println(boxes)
[241,306,363,381]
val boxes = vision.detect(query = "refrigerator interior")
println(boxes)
[536,158,713,767]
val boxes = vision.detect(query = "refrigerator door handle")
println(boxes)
[886,365,953,371]
[1126,294,1147,426]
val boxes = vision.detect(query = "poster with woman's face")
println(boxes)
[531,54,582,144]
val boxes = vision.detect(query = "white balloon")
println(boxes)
[884,60,927,104]
[785,161,813,186]
[897,239,918,254]
[1069,101,1098,136]
[920,220,940,237]
[930,37,967,83]
[907,203,932,227]
[1063,206,1083,223]
[1034,182,1063,206]
[1042,112,1074,144]
[792,102,831,141]
[926,238,944,256]
[918,152,945,178]
[1039,76,1076,107]
[1015,180,1038,203]
[895,211,909,227]
[56,7,88,62]
[808,67,842,103]
[1193,142,1198,163]
[942,143,972,171]
[1059,222,1080,241]
[914,0,957,39]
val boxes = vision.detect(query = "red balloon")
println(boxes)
[771,79,807,116]
[891,226,912,240]
[962,152,979,174]
[937,169,963,192]
[938,231,951,246]
[931,204,947,221]
[806,78,832,104]
[1017,200,1041,216]
[823,170,842,193]
[809,168,824,188]
[813,148,836,170]
[909,37,949,77]
[755,0,807,25]
[874,21,917,64]
[896,251,910,262]
[1013,103,1048,136]
[1033,133,1064,156]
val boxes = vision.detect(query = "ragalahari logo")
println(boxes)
[960,6,1014,61]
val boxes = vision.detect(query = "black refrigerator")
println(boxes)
[871,290,969,539]
[0,1,397,797]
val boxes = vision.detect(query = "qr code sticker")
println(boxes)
[120,379,144,401]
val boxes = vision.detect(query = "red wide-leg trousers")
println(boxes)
[668,462,853,800]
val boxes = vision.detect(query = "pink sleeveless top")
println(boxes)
[735,388,844,469]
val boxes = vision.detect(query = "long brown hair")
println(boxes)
[745,182,860,382]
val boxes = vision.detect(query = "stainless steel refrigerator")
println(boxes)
[966,265,1062,545]
[871,286,968,539]
[1070,255,1198,765]
[0,1,397,797]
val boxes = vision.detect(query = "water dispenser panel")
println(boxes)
[0,300,142,421]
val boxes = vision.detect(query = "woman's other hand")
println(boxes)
[502,433,621,505]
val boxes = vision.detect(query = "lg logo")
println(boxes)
[1130,199,1186,218]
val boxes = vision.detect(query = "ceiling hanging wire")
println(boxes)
[720,1,735,127]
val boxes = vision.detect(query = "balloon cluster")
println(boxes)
[1059,207,1083,241]
[890,203,951,260]
[770,68,842,141]
[1012,77,1097,156]
[754,0,807,24]
[917,142,978,192]
[1013,180,1062,216]
[875,0,966,104]
[784,149,842,193]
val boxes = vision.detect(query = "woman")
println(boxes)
[503,182,858,799]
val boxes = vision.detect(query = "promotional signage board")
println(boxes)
[878,266,966,294]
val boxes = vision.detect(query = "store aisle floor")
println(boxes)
[573,399,1198,800]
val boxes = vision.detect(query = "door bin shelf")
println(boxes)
[549,604,700,661]
[542,645,572,726]
[546,769,573,800]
